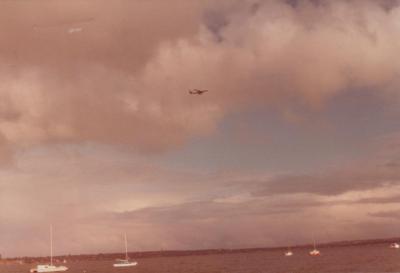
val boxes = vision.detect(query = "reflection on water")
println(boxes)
[2,244,400,273]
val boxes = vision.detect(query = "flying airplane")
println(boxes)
[189,89,208,95]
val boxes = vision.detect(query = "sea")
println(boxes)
[2,243,400,273]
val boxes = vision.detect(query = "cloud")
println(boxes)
[253,155,400,196]
[1,141,400,256]
[250,130,400,196]
[369,210,400,220]
[254,171,397,196]
[0,0,399,161]
[356,194,400,204]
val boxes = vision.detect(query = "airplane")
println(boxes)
[189,89,208,95]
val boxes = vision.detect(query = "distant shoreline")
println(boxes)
[1,236,399,264]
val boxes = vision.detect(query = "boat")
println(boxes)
[113,233,138,268]
[309,238,321,256]
[30,265,68,273]
[390,243,400,249]
[30,225,68,272]
[309,249,320,256]
[284,247,293,256]
[113,259,138,268]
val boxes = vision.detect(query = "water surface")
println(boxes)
[3,243,400,273]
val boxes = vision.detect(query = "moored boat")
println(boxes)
[284,246,293,256]
[309,238,321,256]
[113,233,138,268]
[30,225,68,272]
[390,243,400,249]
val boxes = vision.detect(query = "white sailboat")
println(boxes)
[30,225,68,273]
[284,246,293,256]
[309,238,321,256]
[390,242,400,249]
[113,233,138,268]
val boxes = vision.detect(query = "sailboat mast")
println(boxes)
[125,233,128,260]
[50,225,53,266]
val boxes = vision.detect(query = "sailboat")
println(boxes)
[309,238,321,256]
[284,246,293,256]
[390,242,400,249]
[113,233,138,268]
[30,225,68,273]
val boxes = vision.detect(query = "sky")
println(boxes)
[1,0,400,257]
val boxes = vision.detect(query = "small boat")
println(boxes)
[309,238,321,256]
[30,225,68,273]
[284,247,293,256]
[390,243,400,249]
[113,259,138,268]
[309,249,321,256]
[30,265,68,273]
[113,233,138,268]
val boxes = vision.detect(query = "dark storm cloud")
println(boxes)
[356,195,400,204]
[369,210,400,219]
[253,152,400,196]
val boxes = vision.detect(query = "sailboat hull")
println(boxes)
[309,250,321,256]
[30,265,68,272]
[113,262,138,267]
